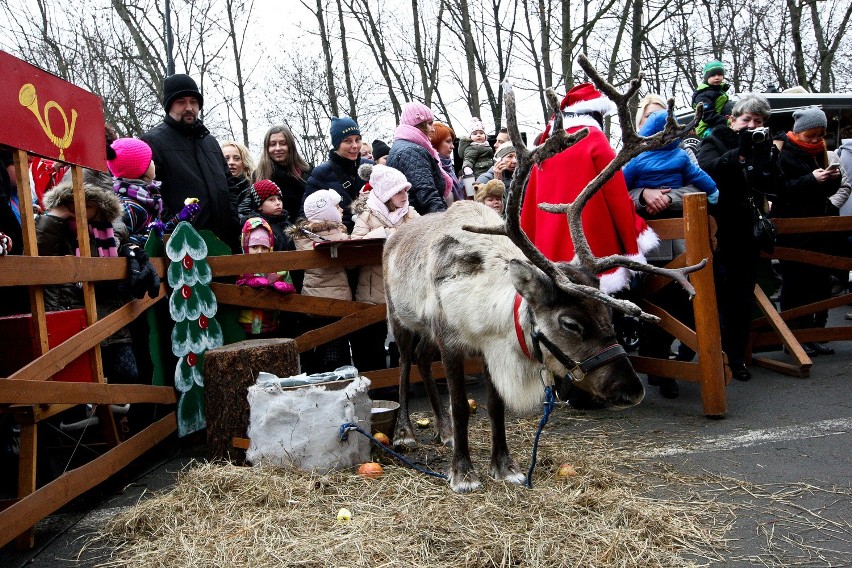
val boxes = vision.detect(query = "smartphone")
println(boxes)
[826,163,840,171]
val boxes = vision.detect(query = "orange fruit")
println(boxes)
[373,432,390,446]
[357,462,383,479]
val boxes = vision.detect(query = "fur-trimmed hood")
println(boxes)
[43,181,123,223]
[350,193,369,216]
[286,218,348,240]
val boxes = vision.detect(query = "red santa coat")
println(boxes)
[520,125,658,294]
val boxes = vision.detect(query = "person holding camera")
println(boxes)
[697,94,781,381]
[772,106,845,356]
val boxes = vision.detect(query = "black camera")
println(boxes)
[748,127,771,144]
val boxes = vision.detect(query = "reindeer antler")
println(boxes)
[466,56,709,323]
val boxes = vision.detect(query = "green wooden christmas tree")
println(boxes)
[166,222,224,436]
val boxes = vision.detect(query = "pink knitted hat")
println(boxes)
[369,165,411,203]
[400,102,435,127]
[108,138,153,180]
[247,226,272,248]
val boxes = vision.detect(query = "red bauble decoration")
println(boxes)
[182,255,194,270]
[199,315,209,329]
[187,352,197,367]
[181,285,192,299]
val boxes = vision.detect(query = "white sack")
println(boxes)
[246,376,371,472]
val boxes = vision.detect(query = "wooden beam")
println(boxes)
[294,304,388,352]
[752,285,811,366]
[13,149,49,359]
[361,358,485,390]
[645,217,685,241]
[0,256,130,286]
[0,380,176,405]
[207,244,384,276]
[752,292,852,329]
[2,290,163,384]
[771,216,852,233]
[210,283,377,316]
[628,356,702,382]
[768,247,852,270]
[0,412,177,550]
[684,194,726,417]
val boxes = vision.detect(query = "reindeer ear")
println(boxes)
[509,259,554,305]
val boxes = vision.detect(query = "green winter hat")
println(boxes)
[703,60,726,82]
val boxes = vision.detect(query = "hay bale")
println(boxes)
[96,415,732,567]
[204,338,299,463]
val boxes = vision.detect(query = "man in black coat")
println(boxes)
[141,74,239,250]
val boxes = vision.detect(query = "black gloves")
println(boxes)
[124,246,161,299]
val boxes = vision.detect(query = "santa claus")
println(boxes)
[520,83,658,294]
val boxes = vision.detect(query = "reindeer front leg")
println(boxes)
[485,367,526,484]
[441,346,481,492]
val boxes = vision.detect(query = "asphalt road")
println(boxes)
[3,309,851,567]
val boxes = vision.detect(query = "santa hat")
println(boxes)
[537,83,618,142]
[251,179,281,205]
[107,138,152,180]
[304,189,342,223]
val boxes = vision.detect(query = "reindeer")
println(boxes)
[383,56,705,492]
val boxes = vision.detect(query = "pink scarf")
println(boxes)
[394,124,454,198]
[366,191,409,227]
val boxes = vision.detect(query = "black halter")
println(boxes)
[530,329,627,383]
[526,307,627,384]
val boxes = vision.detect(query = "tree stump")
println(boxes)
[205,338,299,462]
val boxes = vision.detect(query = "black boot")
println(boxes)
[658,378,680,399]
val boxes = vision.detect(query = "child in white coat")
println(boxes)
[349,164,420,370]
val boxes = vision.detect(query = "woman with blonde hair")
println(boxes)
[221,140,255,213]
[241,125,310,223]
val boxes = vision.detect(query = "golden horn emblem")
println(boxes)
[19,83,78,161]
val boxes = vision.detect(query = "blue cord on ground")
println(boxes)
[338,422,449,480]
[525,385,555,488]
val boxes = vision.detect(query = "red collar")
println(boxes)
[514,293,533,359]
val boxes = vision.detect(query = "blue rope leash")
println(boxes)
[338,422,448,480]
[525,385,555,488]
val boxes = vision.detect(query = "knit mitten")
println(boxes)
[237,275,269,288]
[273,280,296,294]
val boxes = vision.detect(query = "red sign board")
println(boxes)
[0,50,107,171]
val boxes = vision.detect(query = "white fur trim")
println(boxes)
[560,114,601,130]
[636,226,660,255]
[562,97,618,117]
[598,267,632,294]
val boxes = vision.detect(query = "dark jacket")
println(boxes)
[302,151,365,231]
[697,126,779,256]
[773,133,841,252]
[36,182,131,344]
[692,83,730,138]
[387,139,447,215]
[140,115,239,249]
[239,165,308,225]
[228,174,251,215]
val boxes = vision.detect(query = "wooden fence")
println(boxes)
[1,187,737,549]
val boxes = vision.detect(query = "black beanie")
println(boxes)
[163,74,204,112]
[372,139,391,162]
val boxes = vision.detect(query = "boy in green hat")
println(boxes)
[691,60,730,139]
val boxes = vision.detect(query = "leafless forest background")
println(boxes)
[2,0,850,164]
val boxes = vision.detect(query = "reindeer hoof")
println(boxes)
[393,435,416,449]
[449,470,481,493]
[490,459,526,485]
